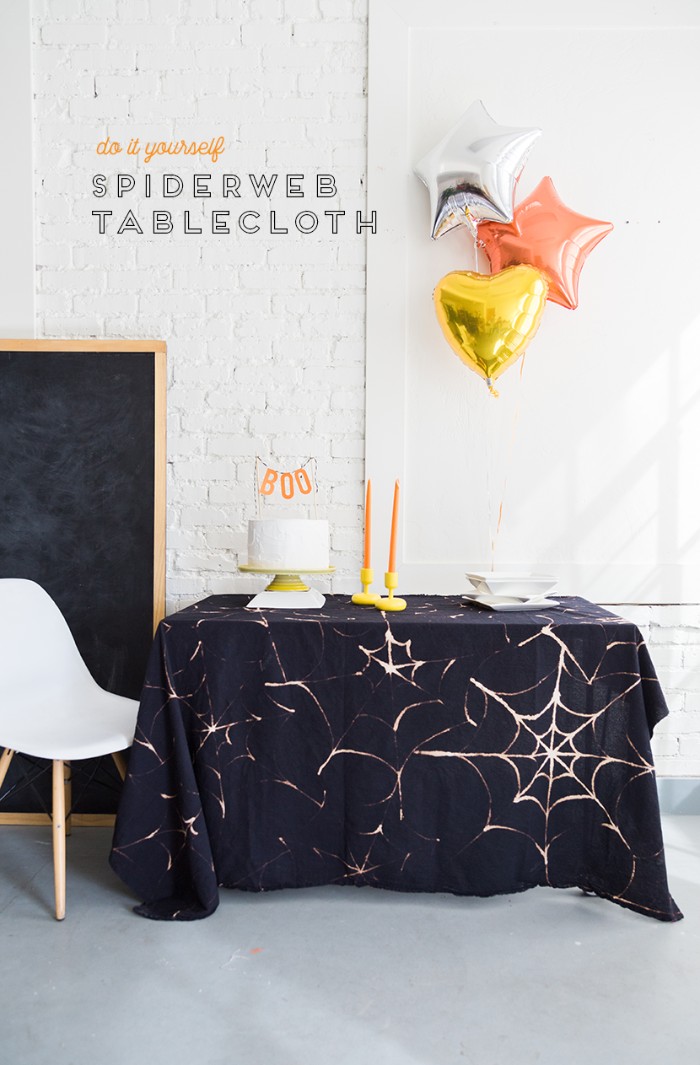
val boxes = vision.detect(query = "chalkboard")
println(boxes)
[0,341,166,814]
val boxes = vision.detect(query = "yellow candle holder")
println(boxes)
[352,566,381,606]
[375,571,407,612]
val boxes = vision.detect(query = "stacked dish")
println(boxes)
[463,572,558,611]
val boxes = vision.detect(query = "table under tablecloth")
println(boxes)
[110,595,681,922]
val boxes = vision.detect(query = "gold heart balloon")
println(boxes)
[434,265,548,393]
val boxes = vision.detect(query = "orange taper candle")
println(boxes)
[363,480,372,568]
[388,479,399,572]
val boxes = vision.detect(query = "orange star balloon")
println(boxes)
[478,176,613,310]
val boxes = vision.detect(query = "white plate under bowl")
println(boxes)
[466,571,558,598]
[462,592,559,612]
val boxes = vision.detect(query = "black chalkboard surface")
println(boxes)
[0,341,166,815]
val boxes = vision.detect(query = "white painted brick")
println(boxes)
[37,197,72,224]
[319,0,354,15]
[35,71,96,96]
[94,73,157,96]
[208,481,252,504]
[135,45,196,70]
[330,390,364,410]
[181,0,218,16]
[662,711,700,734]
[176,484,209,505]
[304,364,363,388]
[175,22,239,45]
[238,120,302,144]
[659,690,685,714]
[194,44,256,69]
[36,293,73,315]
[318,458,362,483]
[331,95,367,122]
[331,482,363,505]
[45,0,89,16]
[298,69,362,93]
[251,412,314,434]
[36,244,72,268]
[292,21,363,43]
[606,603,651,625]
[241,21,290,46]
[246,0,284,15]
[284,0,319,16]
[650,732,680,759]
[130,96,197,119]
[331,437,364,458]
[109,22,175,44]
[42,316,105,337]
[261,42,327,68]
[679,734,700,759]
[653,757,699,778]
[331,145,365,170]
[653,605,700,628]
[263,95,329,120]
[107,268,171,292]
[205,576,241,594]
[650,626,700,646]
[658,668,700,694]
[205,528,248,550]
[333,338,364,362]
[41,268,105,292]
[68,45,137,71]
[314,410,361,434]
[647,645,685,670]
[207,293,270,315]
[272,434,331,456]
[240,267,304,291]
[80,293,139,315]
[331,526,361,552]
[162,71,229,97]
[167,577,204,597]
[70,95,132,119]
[41,22,108,44]
[684,691,700,714]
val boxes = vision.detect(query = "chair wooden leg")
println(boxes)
[52,759,66,921]
[0,748,15,791]
[111,750,128,782]
[63,761,72,837]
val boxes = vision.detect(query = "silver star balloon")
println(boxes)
[415,100,542,240]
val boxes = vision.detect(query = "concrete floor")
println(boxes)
[1,817,698,1065]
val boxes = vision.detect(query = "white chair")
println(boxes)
[0,579,139,919]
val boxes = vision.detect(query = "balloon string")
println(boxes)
[490,354,526,564]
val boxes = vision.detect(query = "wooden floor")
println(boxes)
[0,816,698,1065]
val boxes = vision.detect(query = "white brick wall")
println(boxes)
[30,1,700,778]
[32,0,369,606]
[605,603,700,777]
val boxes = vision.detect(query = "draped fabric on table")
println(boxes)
[109,596,681,922]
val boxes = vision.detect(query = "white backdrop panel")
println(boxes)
[367,0,700,602]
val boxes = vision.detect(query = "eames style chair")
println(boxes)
[0,579,139,919]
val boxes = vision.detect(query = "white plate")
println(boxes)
[465,571,558,598]
[462,593,559,612]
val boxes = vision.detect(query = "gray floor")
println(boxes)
[1,817,699,1065]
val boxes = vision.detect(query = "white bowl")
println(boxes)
[466,571,558,598]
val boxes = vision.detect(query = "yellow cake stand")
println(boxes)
[239,564,335,609]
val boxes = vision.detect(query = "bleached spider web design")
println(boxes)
[110,596,680,921]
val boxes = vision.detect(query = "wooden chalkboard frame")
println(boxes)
[0,339,166,826]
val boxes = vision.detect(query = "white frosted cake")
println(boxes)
[247,518,330,570]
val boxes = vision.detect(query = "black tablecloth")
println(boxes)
[110,595,681,922]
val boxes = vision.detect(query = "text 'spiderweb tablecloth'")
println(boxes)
[110,596,681,922]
